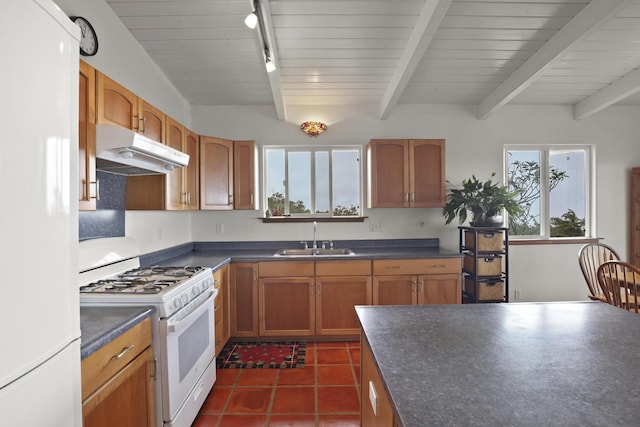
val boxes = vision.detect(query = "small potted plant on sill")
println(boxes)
[443,173,522,227]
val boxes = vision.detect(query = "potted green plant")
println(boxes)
[443,173,522,227]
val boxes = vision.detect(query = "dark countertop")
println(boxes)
[152,239,460,269]
[80,306,155,359]
[356,302,640,427]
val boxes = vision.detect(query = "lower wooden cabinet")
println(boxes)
[316,260,372,336]
[230,263,259,337]
[361,333,396,427]
[259,276,316,336]
[230,258,460,339]
[214,265,230,356]
[81,318,154,427]
[372,258,461,305]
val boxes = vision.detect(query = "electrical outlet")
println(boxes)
[216,223,224,234]
[514,289,521,300]
[369,223,383,232]
[418,221,425,229]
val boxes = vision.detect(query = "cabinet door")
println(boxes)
[361,335,395,427]
[259,277,315,336]
[316,276,372,336]
[97,72,138,130]
[419,274,461,305]
[82,347,155,427]
[373,275,417,305]
[79,60,96,211]
[230,263,258,337]
[183,129,200,210]
[214,282,225,356]
[368,139,409,208]
[200,136,234,210]
[233,140,256,210]
[165,117,185,210]
[409,139,445,207]
[138,99,165,143]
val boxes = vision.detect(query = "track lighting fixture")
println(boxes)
[244,11,257,29]
[265,56,276,73]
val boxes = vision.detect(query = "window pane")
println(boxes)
[315,151,330,214]
[332,150,360,216]
[266,149,286,216]
[549,149,586,237]
[288,151,311,214]
[507,150,541,236]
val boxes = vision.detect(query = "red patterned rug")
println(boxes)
[217,341,306,369]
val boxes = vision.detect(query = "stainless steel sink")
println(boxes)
[274,248,355,257]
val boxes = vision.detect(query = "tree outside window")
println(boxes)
[265,147,362,217]
[506,146,592,238]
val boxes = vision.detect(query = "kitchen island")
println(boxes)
[356,302,640,426]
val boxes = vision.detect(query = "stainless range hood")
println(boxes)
[96,124,189,176]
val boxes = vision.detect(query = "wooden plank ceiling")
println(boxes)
[106,0,640,120]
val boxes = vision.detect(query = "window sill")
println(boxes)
[260,216,366,223]
[509,237,601,246]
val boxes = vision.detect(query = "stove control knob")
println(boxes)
[181,294,189,305]
[173,297,182,309]
[192,286,199,297]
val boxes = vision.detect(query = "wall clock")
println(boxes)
[70,16,98,56]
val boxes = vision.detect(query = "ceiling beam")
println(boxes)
[378,0,453,119]
[477,0,631,120]
[574,68,640,119]
[257,0,286,120]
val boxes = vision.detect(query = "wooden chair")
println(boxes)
[596,260,640,314]
[578,243,620,301]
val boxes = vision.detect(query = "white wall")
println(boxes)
[54,0,191,125]
[189,103,640,303]
[58,0,640,303]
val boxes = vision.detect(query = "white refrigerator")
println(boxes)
[0,1,82,426]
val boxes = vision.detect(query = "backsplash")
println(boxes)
[79,171,126,240]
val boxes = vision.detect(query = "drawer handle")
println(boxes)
[214,304,221,312]
[111,344,135,361]
[386,265,403,270]
[431,264,447,269]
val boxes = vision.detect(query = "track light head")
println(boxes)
[244,12,257,29]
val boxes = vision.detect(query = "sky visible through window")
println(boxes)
[266,148,360,214]
[508,149,585,220]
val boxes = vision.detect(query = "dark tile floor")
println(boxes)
[192,341,361,427]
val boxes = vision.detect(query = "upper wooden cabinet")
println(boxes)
[79,60,97,211]
[138,99,165,143]
[200,136,233,210]
[183,128,200,210]
[97,72,138,131]
[200,137,256,210]
[233,140,257,210]
[126,119,199,211]
[367,139,445,208]
[96,72,165,143]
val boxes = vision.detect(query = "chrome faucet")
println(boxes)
[312,221,317,249]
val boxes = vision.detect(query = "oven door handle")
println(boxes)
[166,289,216,334]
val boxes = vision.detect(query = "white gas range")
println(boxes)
[79,238,217,427]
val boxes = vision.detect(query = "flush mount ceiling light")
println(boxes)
[300,121,327,137]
